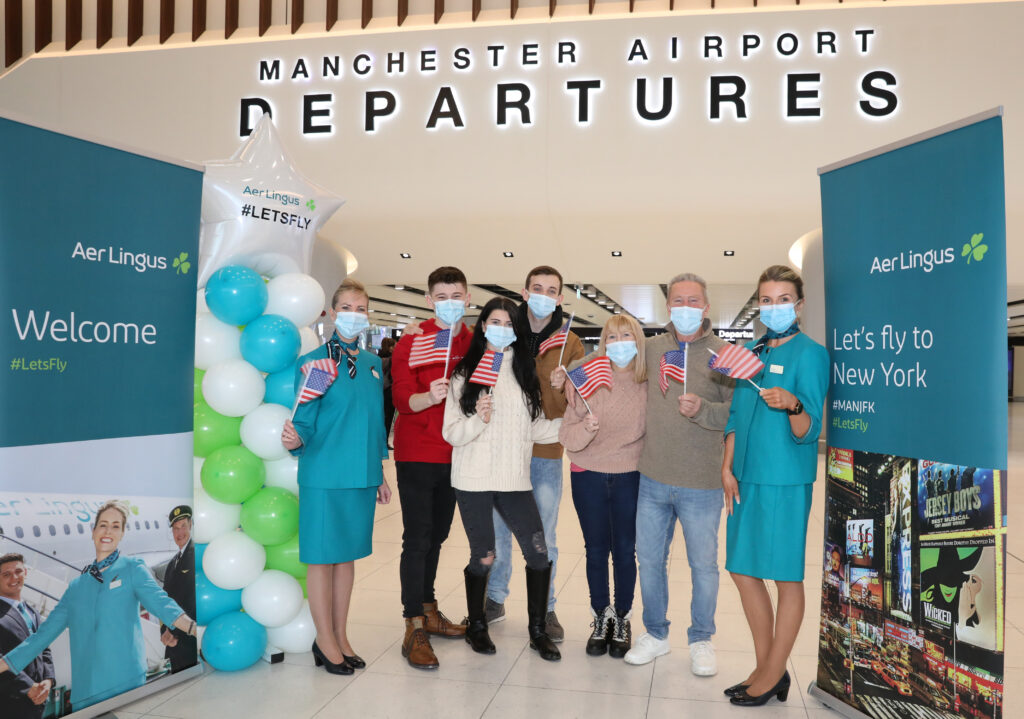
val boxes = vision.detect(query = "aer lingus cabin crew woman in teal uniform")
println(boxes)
[720,265,828,708]
[0,501,197,712]
[281,277,391,677]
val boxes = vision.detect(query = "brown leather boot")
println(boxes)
[402,617,439,670]
[423,601,467,638]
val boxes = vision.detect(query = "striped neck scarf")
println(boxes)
[751,322,800,358]
[83,550,120,582]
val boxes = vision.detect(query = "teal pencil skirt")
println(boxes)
[298,485,377,565]
[725,481,814,582]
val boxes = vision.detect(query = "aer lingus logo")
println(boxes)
[173,252,192,275]
[962,233,987,264]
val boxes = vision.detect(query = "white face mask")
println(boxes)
[484,325,516,349]
[334,312,369,339]
[605,341,638,367]
[670,305,705,336]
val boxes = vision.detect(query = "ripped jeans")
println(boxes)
[455,489,548,576]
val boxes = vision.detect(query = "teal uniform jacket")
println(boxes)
[3,555,185,711]
[291,342,388,489]
[725,332,829,485]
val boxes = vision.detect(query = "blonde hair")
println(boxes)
[94,500,129,528]
[757,265,804,300]
[331,278,369,307]
[597,315,647,383]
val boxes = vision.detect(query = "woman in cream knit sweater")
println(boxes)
[442,297,562,662]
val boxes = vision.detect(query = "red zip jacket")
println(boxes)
[391,318,472,463]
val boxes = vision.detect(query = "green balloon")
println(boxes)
[193,401,242,457]
[240,487,300,546]
[201,446,265,503]
[297,576,307,598]
[194,368,205,405]
[265,533,306,579]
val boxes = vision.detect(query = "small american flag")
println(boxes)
[659,349,687,395]
[538,316,572,356]
[298,358,338,404]
[469,350,504,387]
[708,344,764,380]
[409,329,451,368]
[567,357,613,399]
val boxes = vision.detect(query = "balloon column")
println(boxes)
[191,115,340,672]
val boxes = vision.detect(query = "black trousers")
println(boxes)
[455,489,548,576]
[397,461,458,618]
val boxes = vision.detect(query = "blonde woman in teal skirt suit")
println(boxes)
[282,278,391,676]
[720,265,829,707]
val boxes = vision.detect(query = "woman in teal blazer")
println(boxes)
[0,501,196,711]
[281,277,391,676]
[720,265,829,707]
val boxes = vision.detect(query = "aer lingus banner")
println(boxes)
[812,109,1007,719]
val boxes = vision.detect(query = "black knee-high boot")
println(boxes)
[464,567,496,654]
[525,562,560,661]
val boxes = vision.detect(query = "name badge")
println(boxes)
[371,367,380,380]
[109,579,122,589]
[770,364,784,375]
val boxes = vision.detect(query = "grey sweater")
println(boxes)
[637,324,734,489]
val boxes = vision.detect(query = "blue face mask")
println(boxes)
[527,293,557,320]
[434,299,466,327]
[334,312,369,339]
[670,305,705,336]
[484,324,516,349]
[606,340,638,368]
[760,303,797,334]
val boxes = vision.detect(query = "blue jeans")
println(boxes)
[635,474,723,644]
[488,456,562,610]
[570,470,639,614]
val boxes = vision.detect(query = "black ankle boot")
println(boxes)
[463,567,496,655]
[525,563,560,662]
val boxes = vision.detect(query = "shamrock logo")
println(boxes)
[306,199,316,212]
[962,233,987,264]
[173,252,191,275]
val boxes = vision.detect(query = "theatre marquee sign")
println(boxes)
[243,26,898,136]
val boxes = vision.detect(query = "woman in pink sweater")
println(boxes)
[559,315,648,659]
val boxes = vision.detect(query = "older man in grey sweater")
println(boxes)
[623,273,733,676]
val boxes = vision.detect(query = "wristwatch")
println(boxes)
[787,399,804,416]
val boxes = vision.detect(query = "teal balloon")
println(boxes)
[195,542,208,567]
[195,567,242,625]
[201,445,265,503]
[205,265,268,326]
[193,401,242,457]
[264,367,297,408]
[265,534,306,579]
[201,611,267,672]
[240,314,301,374]
[240,487,300,546]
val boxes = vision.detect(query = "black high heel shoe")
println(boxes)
[312,641,354,675]
[723,681,751,698]
[729,671,790,706]
[343,654,366,669]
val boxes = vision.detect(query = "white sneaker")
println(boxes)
[623,632,671,665]
[689,640,717,676]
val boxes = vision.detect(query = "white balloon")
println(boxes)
[202,358,266,417]
[241,569,304,628]
[265,274,326,329]
[197,115,344,289]
[196,289,209,314]
[298,326,321,356]
[264,455,299,496]
[203,531,266,590]
[193,485,241,544]
[266,600,316,654]
[240,403,291,461]
[195,313,242,370]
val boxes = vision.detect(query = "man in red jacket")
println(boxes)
[391,266,474,669]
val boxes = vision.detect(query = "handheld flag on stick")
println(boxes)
[469,350,504,387]
[566,356,613,400]
[291,358,339,418]
[658,349,687,395]
[538,312,574,362]
[409,329,452,369]
[707,346,764,391]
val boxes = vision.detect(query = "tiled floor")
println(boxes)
[109,404,1024,719]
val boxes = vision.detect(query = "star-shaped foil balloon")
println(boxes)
[197,114,344,288]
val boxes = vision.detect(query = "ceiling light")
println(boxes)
[587,292,597,298]
[611,251,622,257]
[390,313,397,316]
[597,300,606,305]
[723,250,735,257]
[400,252,411,259]
[503,251,514,258]
[394,284,405,290]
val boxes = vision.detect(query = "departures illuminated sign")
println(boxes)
[243,28,897,136]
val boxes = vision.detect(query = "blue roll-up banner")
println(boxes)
[812,109,1007,719]
[0,116,203,718]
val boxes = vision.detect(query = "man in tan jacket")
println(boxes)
[485,265,584,641]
